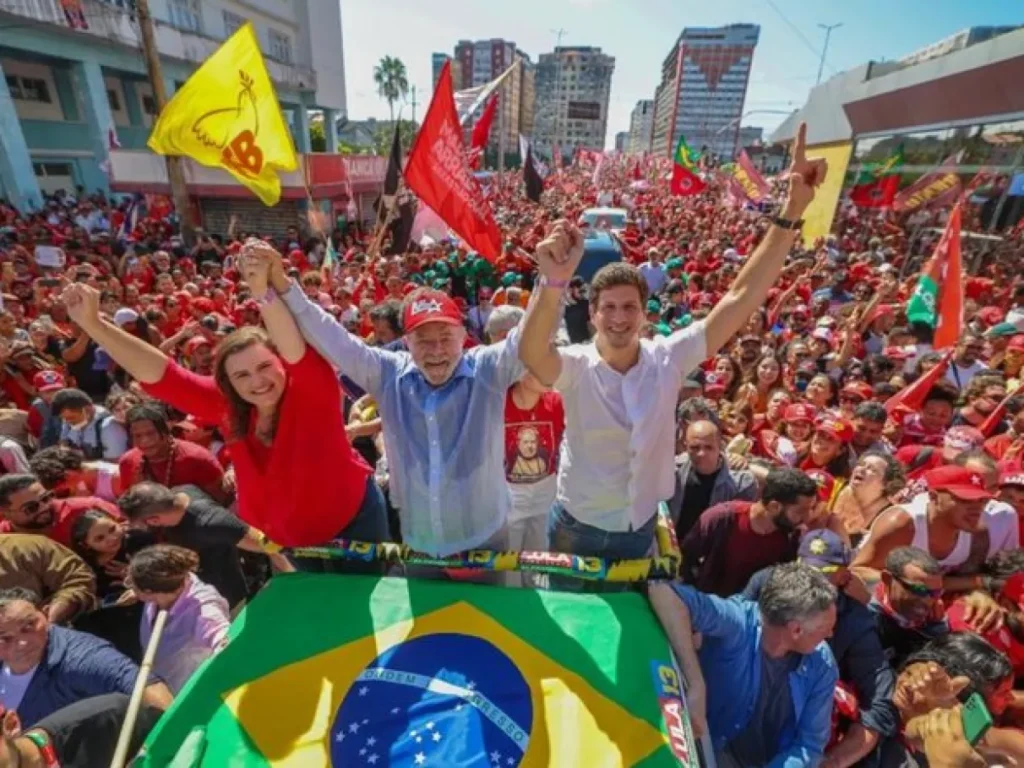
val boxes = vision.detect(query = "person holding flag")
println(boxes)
[518,123,827,589]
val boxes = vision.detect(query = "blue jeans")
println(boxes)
[292,474,389,574]
[546,502,657,593]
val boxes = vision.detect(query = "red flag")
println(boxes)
[885,350,954,417]
[468,94,498,170]
[735,150,770,202]
[930,203,965,349]
[403,62,502,262]
[850,175,900,208]
[965,166,998,195]
[670,164,706,196]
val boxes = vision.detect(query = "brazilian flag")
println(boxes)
[136,574,699,767]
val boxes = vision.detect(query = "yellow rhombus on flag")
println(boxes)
[147,22,298,206]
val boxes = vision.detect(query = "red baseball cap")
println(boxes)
[184,336,212,356]
[1001,572,1024,610]
[784,403,817,424]
[32,370,65,393]
[806,469,837,502]
[841,381,874,402]
[403,291,464,334]
[815,416,854,444]
[1008,335,1024,354]
[924,465,994,501]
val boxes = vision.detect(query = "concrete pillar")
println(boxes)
[0,60,42,212]
[292,98,311,154]
[72,59,115,195]
[123,80,143,127]
[323,107,339,153]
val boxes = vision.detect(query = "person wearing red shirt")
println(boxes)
[60,257,387,554]
[119,401,226,504]
[895,425,984,481]
[0,473,121,547]
[947,570,1024,678]
[897,382,958,449]
[504,372,565,554]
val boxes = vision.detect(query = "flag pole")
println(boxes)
[109,608,168,768]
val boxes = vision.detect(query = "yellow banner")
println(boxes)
[800,141,853,245]
[147,22,298,206]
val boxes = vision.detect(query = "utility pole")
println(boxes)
[816,22,842,85]
[409,85,418,126]
[550,28,567,161]
[136,0,193,243]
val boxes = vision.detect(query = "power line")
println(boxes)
[762,0,835,74]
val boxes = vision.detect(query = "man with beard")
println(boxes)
[733,334,762,378]
[945,332,989,391]
[0,474,120,548]
[680,467,819,597]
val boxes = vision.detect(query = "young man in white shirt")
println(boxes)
[519,123,827,590]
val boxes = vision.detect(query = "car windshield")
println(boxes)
[581,211,627,230]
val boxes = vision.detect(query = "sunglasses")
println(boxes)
[17,490,55,518]
[892,573,943,599]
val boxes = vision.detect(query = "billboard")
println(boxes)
[567,101,602,121]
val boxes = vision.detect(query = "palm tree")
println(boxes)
[373,56,409,124]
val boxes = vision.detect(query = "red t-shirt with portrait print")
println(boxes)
[503,390,565,485]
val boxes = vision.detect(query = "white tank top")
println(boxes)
[903,493,972,570]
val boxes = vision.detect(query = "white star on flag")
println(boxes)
[432,731,442,742]
[490,750,502,763]
[367,737,376,747]
[425,722,434,730]
[349,722,360,734]
[359,686,369,696]
[390,707,401,714]
[335,732,345,743]
[367,755,379,765]
[359,748,367,756]
[414,753,427,766]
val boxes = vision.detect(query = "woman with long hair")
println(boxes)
[737,353,782,414]
[60,265,387,557]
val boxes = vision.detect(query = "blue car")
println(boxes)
[576,230,623,283]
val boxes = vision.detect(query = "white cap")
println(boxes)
[112,308,139,326]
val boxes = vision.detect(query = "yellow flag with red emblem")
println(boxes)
[147,22,297,206]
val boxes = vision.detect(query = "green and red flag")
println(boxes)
[849,145,904,208]
[906,202,964,348]
[136,574,700,767]
[670,135,706,196]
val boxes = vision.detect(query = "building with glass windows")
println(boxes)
[0,0,348,214]
[771,26,1024,239]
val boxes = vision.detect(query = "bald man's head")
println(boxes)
[686,419,722,475]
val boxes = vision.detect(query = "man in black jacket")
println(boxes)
[744,530,897,768]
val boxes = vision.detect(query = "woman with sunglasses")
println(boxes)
[60,271,387,559]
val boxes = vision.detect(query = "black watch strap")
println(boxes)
[769,214,803,230]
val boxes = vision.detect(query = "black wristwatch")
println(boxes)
[769,214,804,230]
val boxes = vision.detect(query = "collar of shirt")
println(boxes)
[396,354,473,386]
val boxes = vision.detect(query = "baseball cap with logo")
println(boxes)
[943,425,985,456]
[924,465,994,501]
[798,529,850,573]
[815,416,854,444]
[784,403,818,424]
[403,291,463,334]
[999,471,1024,489]
[32,370,65,393]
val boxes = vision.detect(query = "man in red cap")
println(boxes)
[266,256,524,560]
[852,465,995,586]
[26,370,65,449]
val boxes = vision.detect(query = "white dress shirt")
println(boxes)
[554,322,707,531]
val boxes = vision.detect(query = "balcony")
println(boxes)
[0,0,316,92]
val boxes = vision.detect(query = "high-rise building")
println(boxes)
[452,39,532,154]
[431,53,451,89]
[651,24,760,160]
[534,46,615,160]
[614,131,629,152]
[628,99,655,154]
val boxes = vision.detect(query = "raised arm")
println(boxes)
[518,221,585,387]
[60,284,169,384]
[239,239,306,364]
[647,582,708,739]
[704,123,827,356]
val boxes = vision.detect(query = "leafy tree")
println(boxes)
[372,120,418,156]
[373,55,409,123]
[309,121,326,152]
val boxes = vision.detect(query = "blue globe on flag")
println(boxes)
[330,633,533,767]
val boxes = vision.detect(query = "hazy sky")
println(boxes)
[340,0,1021,148]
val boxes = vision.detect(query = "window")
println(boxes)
[268,29,292,64]
[7,76,51,103]
[168,0,202,33]
[222,10,244,36]
[141,95,157,115]
[107,88,121,111]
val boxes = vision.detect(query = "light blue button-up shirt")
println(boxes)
[282,283,523,556]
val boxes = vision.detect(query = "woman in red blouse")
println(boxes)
[59,263,386,557]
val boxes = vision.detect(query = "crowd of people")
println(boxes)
[0,121,1020,765]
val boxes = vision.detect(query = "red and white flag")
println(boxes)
[403,62,502,262]
[467,94,498,171]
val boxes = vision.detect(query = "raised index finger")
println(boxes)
[793,122,808,167]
